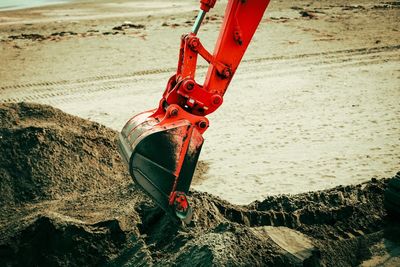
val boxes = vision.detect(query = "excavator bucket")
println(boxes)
[118,105,206,222]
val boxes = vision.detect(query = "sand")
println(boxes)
[0,1,399,264]
[0,0,399,205]
[0,102,399,266]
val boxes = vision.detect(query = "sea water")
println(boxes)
[0,0,66,11]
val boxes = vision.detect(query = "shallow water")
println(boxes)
[0,0,66,11]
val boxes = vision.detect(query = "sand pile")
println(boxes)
[0,103,398,267]
[0,102,130,205]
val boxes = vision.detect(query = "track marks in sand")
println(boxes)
[1,45,398,204]
[0,44,399,104]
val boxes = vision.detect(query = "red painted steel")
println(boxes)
[160,0,270,117]
[157,0,271,208]
[204,0,270,96]
[120,0,271,217]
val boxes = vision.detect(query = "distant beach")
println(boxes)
[0,0,66,11]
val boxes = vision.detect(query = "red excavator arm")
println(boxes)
[164,0,270,116]
[118,0,270,223]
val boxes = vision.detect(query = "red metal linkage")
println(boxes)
[119,0,271,219]
[204,0,270,97]
[153,0,271,209]
[200,0,217,12]
[160,0,270,118]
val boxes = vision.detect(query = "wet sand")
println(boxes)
[0,0,399,204]
[0,0,68,11]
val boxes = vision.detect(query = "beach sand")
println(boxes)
[0,0,399,204]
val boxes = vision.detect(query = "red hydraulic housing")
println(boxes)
[118,0,270,223]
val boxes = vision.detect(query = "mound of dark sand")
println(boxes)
[0,103,399,267]
[0,102,129,205]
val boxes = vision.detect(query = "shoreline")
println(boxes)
[0,0,69,12]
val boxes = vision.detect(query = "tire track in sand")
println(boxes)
[0,45,399,104]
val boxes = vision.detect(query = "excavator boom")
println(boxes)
[118,0,270,223]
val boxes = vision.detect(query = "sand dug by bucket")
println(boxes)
[0,103,399,267]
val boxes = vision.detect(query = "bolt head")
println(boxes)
[191,40,199,47]
[211,94,222,106]
[170,107,179,117]
[223,69,231,78]
[198,120,207,129]
[186,81,195,91]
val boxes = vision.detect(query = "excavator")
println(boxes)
[118,0,271,223]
